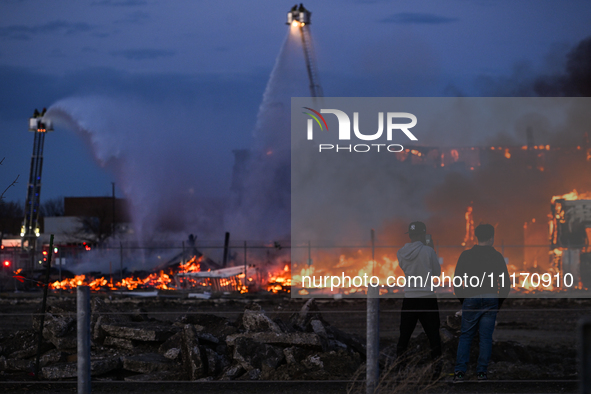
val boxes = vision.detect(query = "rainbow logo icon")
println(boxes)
[302,107,328,131]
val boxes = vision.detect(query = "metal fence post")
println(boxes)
[367,229,380,394]
[580,318,591,394]
[119,242,123,291]
[77,285,91,394]
[34,234,54,379]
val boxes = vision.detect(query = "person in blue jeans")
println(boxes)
[453,224,510,382]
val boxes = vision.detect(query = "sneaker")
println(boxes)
[477,372,488,381]
[453,371,465,383]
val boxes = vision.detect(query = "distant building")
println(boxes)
[44,197,132,244]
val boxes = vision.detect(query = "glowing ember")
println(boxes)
[267,264,292,293]
[551,189,591,203]
[48,255,204,291]
[179,256,202,273]
[461,206,474,247]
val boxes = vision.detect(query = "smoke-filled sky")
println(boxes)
[1,0,590,205]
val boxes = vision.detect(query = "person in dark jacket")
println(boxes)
[453,224,510,382]
[396,221,442,374]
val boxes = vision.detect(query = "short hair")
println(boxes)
[475,224,494,242]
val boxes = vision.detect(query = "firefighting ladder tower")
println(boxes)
[287,5,323,98]
[21,109,53,257]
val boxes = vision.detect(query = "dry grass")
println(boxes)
[346,350,445,394]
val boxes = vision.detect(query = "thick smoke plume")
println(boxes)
[477,35,591,97]
[46,97,227,244]
[534,36,591,97]
[225,25,311,241]
[45,26,313,246]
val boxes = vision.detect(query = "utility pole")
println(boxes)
[111,182,116,238]
[367,229,380,393]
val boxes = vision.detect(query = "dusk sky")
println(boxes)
[1,0,591,204]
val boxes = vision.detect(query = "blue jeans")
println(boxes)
[454,296,498,374]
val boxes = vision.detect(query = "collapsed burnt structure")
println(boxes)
[550,193,591,288]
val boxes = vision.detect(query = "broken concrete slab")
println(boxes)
[93,315,107,343]
[101,322,178,342]
[122,353,180,374]
[283,347,297,365]
[181,324,206,380]
[158,331,182,355]
[232,337,284,372]
[220,364,245,380]
[267,349,361,381]
[196,331,219,345]
[163,348,180,361]
[0,357,34,372]
[327,339,348,352]
[325,325,366,357]
[91,356,124,376]
[205,347,219,376]
[34,306,77,350]
[302,354,323,369]
[43,308,76,339]
[310,319,328,338]
[282,346,316,364]
[46,332,77,350]
[131,308,150,322]
[104,336,135,350]
[180,313,235,336]
[226,332,323,349]
[242,303,282,333]
[40,349,68,367]
[2,330,45,359]
[290,299,324,330]
[8,341,53,360]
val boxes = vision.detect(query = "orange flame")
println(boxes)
[461,206,474,247]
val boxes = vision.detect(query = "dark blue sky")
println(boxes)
[1,0,590,203]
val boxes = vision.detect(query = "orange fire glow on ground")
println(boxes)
[50,255,200,292]
[46,254,292,294]
[40,185,591,296]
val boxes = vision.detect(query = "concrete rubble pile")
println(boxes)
[0,299,363,381]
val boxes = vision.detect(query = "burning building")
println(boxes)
[550,190,591,289]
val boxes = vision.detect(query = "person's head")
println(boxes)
[407,221,427,243]
[475,224,495,245]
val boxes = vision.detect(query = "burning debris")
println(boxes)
[43,256,293,295]
[549,189,591,289]
[35,234,292,295]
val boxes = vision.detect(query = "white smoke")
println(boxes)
[46,96,228,243]
[225,26,313,241]
[44,25,315,245]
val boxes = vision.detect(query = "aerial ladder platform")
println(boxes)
[287,4,323,98]
[21,108,53,259]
